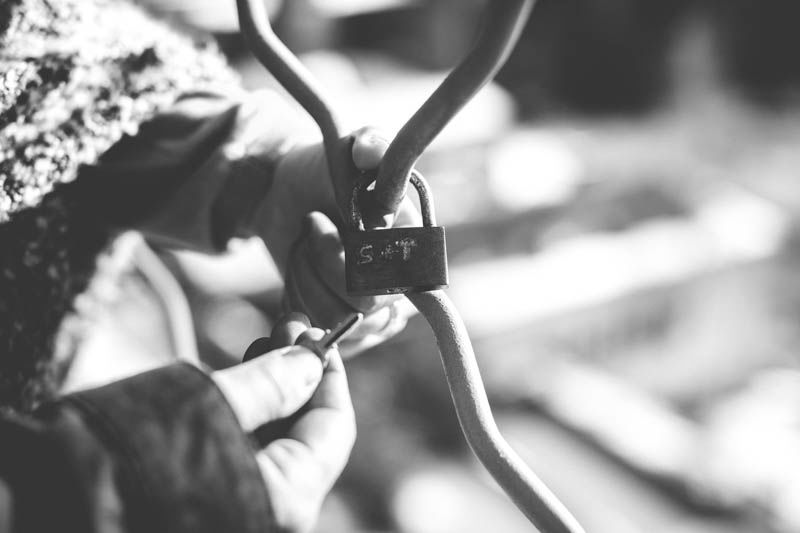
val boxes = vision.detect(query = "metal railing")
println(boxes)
[236,2,585,530]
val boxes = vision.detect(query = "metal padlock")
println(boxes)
[344,171,448,296]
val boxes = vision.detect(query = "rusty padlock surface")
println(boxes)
[345,171,448,296]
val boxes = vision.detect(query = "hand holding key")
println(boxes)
[212,312,357,533]
[243,312,363,367]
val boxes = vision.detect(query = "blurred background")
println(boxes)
[63,0,800,531]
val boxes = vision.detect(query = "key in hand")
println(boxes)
[243,312,363,365]
[295,313,363,367]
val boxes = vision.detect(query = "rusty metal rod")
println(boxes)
[408,290,585,533]
[370,0,536,219]
[236,0,353,215]
[235,2,586,531]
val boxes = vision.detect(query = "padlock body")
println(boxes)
[345,226,448,296]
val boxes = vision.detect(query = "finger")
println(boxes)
[294,327,334,367]
[351,127,390,170]
[302,211,418,330]
[285,280,411,358]
[258,350,355,487]
[255,441,322,533]
[284,234,351,327]
[288,212,418,349]
[338,300,416,357]
[283,261,313,320]
[270,312,312,347]
[242,314,312,362]
[342,299,413,337]
[212,346,323,431]
[294,326,326,345]
[304,350,351,411]
[283,224,333,325]
[302,211,398,313]
[285,256,410,357]
[250,328,326,446]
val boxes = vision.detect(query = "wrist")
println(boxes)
[210,146,284,249]
[248,141,332,275]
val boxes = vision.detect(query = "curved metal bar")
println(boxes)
[370,0,536,218]
[407,290,586,533]
[236,0,353,215]
[236,2,585,530]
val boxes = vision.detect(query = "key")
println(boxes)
[243,312,362,363]
[295,312,363,367]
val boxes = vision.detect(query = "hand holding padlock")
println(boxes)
[344,170,449,296]
[250,129,418,353]
[280,210,417,356]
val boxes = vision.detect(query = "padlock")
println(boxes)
[344,171,448,296]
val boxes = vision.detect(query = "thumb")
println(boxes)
[213,346,323,431]
[351,127,390,170]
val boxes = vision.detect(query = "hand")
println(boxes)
[254,128,419,356]
[86,89,418,354]
[212,319,355,533]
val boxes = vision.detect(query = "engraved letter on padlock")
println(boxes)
[344,171,449,296]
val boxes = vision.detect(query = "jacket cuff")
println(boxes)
[62,363,272,533]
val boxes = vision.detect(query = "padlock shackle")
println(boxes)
[350,170,436,231]
[370,0,536,219]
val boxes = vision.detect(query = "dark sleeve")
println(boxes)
[71,90,299,252]
[0,363,274,533]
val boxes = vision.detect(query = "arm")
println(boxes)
[0,364,272,533]
[72,89,417,354]
[0,321,354,533]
